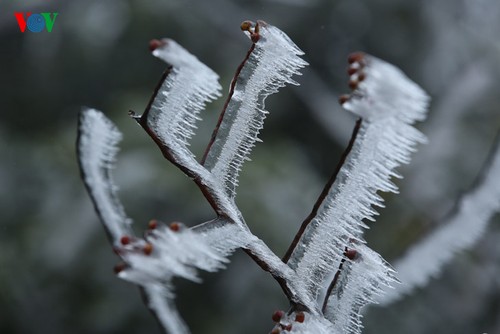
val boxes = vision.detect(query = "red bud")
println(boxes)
[120,236,131,245]
[272,310,284,322]
[295,311,305,323]
[348,52,365,64]
[149,39,166,52]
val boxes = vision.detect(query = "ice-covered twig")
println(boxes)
[135,21,306,225]
[132,21,315,307]
[77,109,190,333]
[286,53,429,310]
[78,23,437,334]
[378,132,500,305]
[77,108,132,244]
[132,38,233,219]
[323,244,397,334]
[142,284,189,334]
[202,20,308,198]
[77,109,251,334]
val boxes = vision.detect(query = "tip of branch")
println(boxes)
[347,51,365,65]
[339,94,350,105]
[120,235,131,245]
[240,20,261,43]
[149,39,167,52]
[344,248,359,260]
[143,243,153,255]
[338,52,368,106]
[113,262,128,274]
[294,311,305,323]
[128,110,142,124]
[272,310,285,322]
[148,219,158,230]
[169,222,183,232]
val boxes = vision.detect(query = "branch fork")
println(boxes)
[77,20,431,334]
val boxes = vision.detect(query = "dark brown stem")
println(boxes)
[143,67,172,121]
[321,246,358,313]
[130,67,231,217]
[136,112,227,218]
[282,118,362,262]
[321,257,346,313]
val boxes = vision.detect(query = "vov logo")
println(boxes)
[14,13,58,33]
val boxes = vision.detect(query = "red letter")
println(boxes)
[14,12,31,33]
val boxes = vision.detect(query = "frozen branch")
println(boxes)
[77,22,445,334]
[77,108,132,244]
[202,20,308,199]
[286,53,429,311]
[378,132,500,305]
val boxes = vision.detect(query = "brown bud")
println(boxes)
[169,222,181,232]
[149,39,166,52]
[284,324,292,331]
[345,248,358,260]
[349,80,359,90]
[348,52,365,64]
[113,262,127,274]
[148,219,158,230]
[240,20,254,32]
[272,310,284,322]
[347,66,358,76]
[120,236,131,245]
[339,94,350,105]
[143,243,153,255]
[295,311,305,323]
[358,72,366,82]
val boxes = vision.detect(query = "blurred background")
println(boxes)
[0,0,499,333]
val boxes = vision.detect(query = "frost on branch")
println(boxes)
[324,244,397,334]
[202,21,308,198]
[270,245,397,334]
[77,21,438,334]
[286,53,429,312]
[135,21,307,226]
[77,109,248,334]
[116,222,237,285]
[141,38,222,163]
[77,108,132,244]
[378,134,500,305]
[79,21,311,334]
[270,311,335,334]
